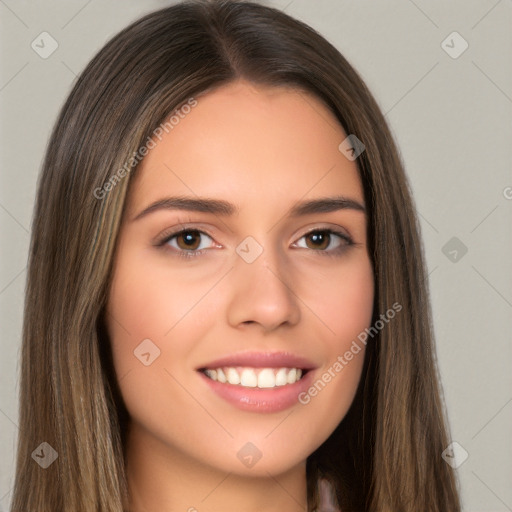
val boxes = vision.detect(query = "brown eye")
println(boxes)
[294,229,353,257]
[175,230,202,250]
[304,231,331,250]
[159,229,216,258]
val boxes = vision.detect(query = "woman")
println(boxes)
[11,0,461,510]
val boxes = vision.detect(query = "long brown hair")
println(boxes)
[11,1,461,510]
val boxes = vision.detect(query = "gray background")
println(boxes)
[1,1,511,510]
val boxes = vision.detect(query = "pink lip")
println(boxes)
[196,351,317,371]
[198,368,315,413]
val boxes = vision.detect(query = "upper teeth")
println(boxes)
[203,367,303,388]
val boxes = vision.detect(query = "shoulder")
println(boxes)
[315,478,341,512]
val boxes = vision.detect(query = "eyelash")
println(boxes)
[155,227,355,260]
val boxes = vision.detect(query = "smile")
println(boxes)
[200,366,305,388]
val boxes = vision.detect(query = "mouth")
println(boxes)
[198,366,310,389]
[195,351,316,411]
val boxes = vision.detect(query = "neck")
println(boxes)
[124,421,309,512]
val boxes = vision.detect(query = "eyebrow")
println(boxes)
[131,195,366,222]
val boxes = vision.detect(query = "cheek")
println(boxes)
[305,260,372,379]
[106,252,216,356]
[281,254,373,441]
[105,250,221,423]
[297,253,374,344]
[105,255,205,447]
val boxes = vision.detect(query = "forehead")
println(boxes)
[126,80,364,217]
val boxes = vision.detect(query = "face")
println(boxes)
[106,80,374,478]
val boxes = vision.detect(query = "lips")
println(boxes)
[195,351,317,412]
[196,350,317,372]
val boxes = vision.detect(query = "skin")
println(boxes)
[106,80,374,512]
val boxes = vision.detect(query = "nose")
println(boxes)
[226,244,301,332]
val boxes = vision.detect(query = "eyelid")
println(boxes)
[153,222,217,244]
[293,223,352,242]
